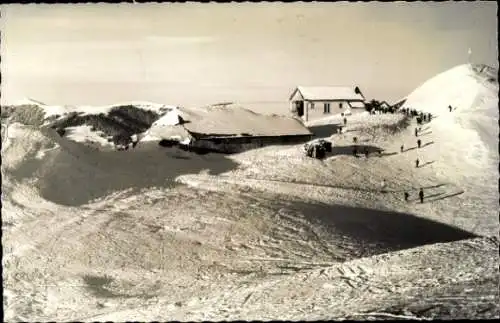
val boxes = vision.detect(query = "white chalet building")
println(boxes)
[289,86,366,121]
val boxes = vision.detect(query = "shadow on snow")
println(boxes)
[17,129,240,206]
[308,123,344,138]
[276,199,477,259]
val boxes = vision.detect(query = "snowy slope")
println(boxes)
[2,64,499,321]
[402,64,498,157]
[397,64,499,239]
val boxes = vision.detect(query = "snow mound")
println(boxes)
[64,125,114,148]
[402,64,498,119]
[151,106,195,127]
[42,103,178,148]
[402,64,499,163]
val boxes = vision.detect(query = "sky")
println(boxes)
[1,2,498,111]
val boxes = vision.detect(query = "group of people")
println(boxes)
[394,107,438,202]
[370,106,396,115]
[341,108,431,203]
[381,182,425,203]
[400,107,433,125]
[403,188,425,203]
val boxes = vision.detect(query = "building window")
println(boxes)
[324,103,330,114]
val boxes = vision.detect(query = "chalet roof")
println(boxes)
[152,105,313,139]
[184,105,312,138]
[290,86,365,102]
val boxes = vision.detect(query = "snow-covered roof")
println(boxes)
[290,86,365,102]
[151,105,312,139]
[348,101,365,109]
[184,105,312,138]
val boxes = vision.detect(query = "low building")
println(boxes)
[289,86,366,121]
[147,105,314,154]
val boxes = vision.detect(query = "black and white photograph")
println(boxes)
[1,2,498,321]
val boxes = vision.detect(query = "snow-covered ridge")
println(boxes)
[402,63,498,169]
[3,99,177,119]
[402,64,498,116]
[0,100,178,148]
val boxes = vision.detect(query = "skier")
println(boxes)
[448,105,453,112]
[380,179,386,192]
[417,139,422,148]
[415,127,418,137]
[343,117,347,126]
[419,188,424,203]
[353,136,358,144]
[415,158,420,168]
[400,144,404,153]
[404,191,409,202]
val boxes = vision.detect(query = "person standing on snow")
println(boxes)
[344,117,347,126]
[417,139,422,148]
[400,144,404,153]
[416,158,420,168]
[419,188,424,203]
[448,105,453,112]
[415,127,418,137]
[380,179,386,192]
[404,191,409,202]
